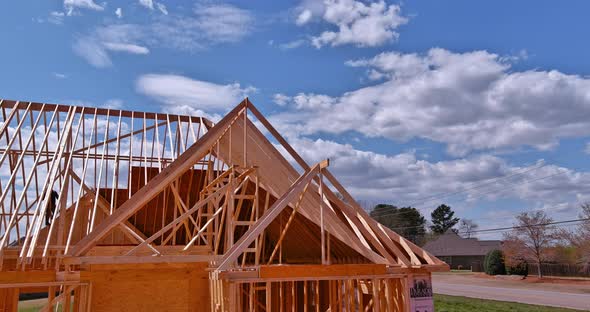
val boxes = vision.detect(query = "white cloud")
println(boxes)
[115,8,123,18]
[49,11,65,24]
[156,3,168,15]
[103,99,124,109]
[296,9,313,26]
[103,42,150,54]
[277,93,336,110]
[53,73,67,79]
[279,39,307,50]
[72,24,149,67]
[191,3,254,43]
[64,0,104,16]
[271,48,590,156]
[139,0,154,10]
[296,0,408,48]
[72,37,112,68]
[346,51,429,79]
[138,0,167,14]
[278,137,590,219]
[273,94,290,106]
[35,11,66,24]
[73,3,254,67]
[294,0,325,25]
[136,74,256,111]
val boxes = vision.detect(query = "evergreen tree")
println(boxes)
[430,204,459,234]
[484,249,506,275]
[370,204,427,245]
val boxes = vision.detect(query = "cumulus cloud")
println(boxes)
[271,48,590,156]
[278,137,590,218]
[275,93,336,110]
[115,8,123,18]
[295,0,408,48]
[64,0,104,16]
[273,94,290,106]
[136,74,255,111]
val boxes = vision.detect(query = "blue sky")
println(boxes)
[2,0,590,238]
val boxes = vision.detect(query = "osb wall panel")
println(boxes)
[82,262,209,312]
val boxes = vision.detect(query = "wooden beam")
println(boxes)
[62,254,219,265]
[0,99,214,126]
[68,100,247,257]
[0,270,56,284]
[216,161,324,271]
[259,264,387,279]
[226,118,389,265]
[247,102,412,266]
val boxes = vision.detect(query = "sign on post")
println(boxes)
[409,275,434,312]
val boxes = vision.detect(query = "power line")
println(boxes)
[360,161,547,215]
[405,162,548,207]
[368,168,567,220]
[385,217,590,234]
[473,222,582,238]
[370,165,560,219]
[465,218,590,234]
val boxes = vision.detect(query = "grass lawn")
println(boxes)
[19,295,583,311]
[436,270,475,275]
[435,294,583,312]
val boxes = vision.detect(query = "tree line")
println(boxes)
[369,203,471,245]
[369,202,590,277]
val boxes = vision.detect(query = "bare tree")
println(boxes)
[458,219,478,238]
[562,203,590,272]
[503,211,555,278]
[579,204,590,267]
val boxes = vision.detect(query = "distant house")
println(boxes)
[423,231,502,270]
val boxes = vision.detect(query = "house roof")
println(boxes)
[422,231,502,257]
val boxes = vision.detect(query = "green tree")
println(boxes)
[430,204,460,234]
[370,204,426,245]
[484,249,506,275]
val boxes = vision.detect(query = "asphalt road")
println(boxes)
[432,274,590,311]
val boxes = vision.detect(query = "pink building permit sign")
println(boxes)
[409,275,434,312]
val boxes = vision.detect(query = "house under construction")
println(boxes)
[0,98,448,311]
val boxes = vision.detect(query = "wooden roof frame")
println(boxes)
[0,98,447,272]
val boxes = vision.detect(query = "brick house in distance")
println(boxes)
[423,231,502,270]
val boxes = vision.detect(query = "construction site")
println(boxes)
[0,98,448,311]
